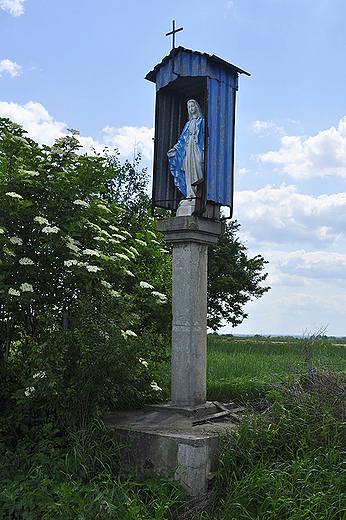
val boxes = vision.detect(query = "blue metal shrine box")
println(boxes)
[145,47,250,216]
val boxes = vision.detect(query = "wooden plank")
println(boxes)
[213,401,230,412]
[213,401,241,423]
[192,410,231,426]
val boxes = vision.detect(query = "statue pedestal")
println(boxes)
[157,216,224,407]
[105,217,231,499]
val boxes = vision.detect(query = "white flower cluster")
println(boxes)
[124,248,136,259]
[82,249,100,257]
[86,221,101,232]
[42,226,60,234]
[128,246,138,256]
[0,228,5,234]
[101,280,112,289]
[109,225,119,232]
[113,252,130,261]
[110,289,121,297]
[121,329,137,339]
[97,204,111,213]
[64,259,101,273]
[64,259,79,267]
[20,283,34,292]
[6,192,23,199]
[66,236,80,253]
[33,371,45,378]
[86,265,101,272]
[10,237,23,245]
[139,358,149,368]
[13,135,28,144]
[25,171,39,177]
[8,288,20,296]
[123,268,134,277]
[112,234,126,241]
[19,257,35,265]
[25,387,35,397]
[151,291,168,303]
[135,239,147,247]
[73,199,90,207]
[151,381,162,392]
[34,216,50,226]
[140,281,154,290]
[8,283,34,295]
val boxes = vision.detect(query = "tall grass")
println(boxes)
[196,334,346,519]
[2,335,346,519]
[0,419,186,519]
[207,334,346,403]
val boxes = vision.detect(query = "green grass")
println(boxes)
[206,334,346,403]
[196,334,346,519]
[0,420,186,520]
[2,334,346,519]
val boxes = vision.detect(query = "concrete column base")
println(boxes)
[104,407,237,496]
[157,216,224,408]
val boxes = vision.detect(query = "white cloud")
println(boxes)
[252,120,285,138]
[0,100,153,161]
[258,117,346,179]
[0,101,67,144]
[227,247,346,336]
[0,59,22,77]
[0,0,25,16]
[275,291,345,320]
[220,283,346,336]
[236,184,346,249]
[102,125,154,160]
[237,167,250,175]
[264,250,346,285]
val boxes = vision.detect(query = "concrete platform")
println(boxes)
[104,403,239,496]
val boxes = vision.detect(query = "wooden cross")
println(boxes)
[166,20,183,50]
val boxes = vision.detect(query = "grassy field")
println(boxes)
[199,334,346,519]
[207,334,346,403]
[2,334,346,519]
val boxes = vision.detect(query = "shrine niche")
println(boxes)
[145,47,250,218]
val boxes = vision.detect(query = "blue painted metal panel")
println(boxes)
[147,47,247,91]
[206,76,236,208]
[145,48,249,215]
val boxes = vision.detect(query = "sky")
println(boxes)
[1,0,345,337]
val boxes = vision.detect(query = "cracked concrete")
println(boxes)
[104,404,238,496]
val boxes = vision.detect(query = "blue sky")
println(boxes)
[1,0,345,336]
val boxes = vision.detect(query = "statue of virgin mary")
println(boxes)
[167,99,204,216]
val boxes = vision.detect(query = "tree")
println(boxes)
[0,118,171,425]
[207,220,270,331]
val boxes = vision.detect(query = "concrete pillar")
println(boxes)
[157,216,223,407]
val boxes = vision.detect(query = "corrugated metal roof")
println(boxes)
[145,47,250,84]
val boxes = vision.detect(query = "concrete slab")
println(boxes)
[144,401,220,417]
[104,406,238,496]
